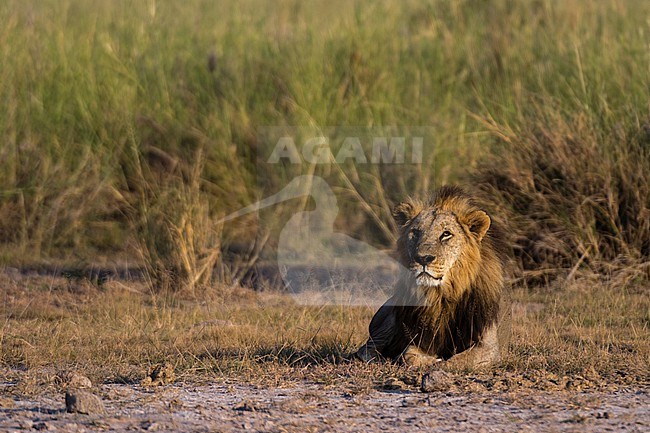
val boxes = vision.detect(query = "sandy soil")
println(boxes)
[1,380,647,433]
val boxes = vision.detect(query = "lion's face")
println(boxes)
[405,211,467,288]
[393,197,491,295]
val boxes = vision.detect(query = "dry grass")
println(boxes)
[124,146,223,293]
[1,271,648,393]
[474,104,650,283]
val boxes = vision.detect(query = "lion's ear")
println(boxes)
[465,210,491,241]
[392,199,422,227]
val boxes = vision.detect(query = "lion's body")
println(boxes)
[356,186,511,369]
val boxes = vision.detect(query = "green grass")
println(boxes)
[0,0,648,279]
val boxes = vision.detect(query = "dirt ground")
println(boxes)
[1,375,648,432]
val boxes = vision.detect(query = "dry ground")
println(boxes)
[1,381,648,432]
[1,268,648,431]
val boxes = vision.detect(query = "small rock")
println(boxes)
[401,397,429,407]
[141,420,162,430]
[382,377,407,390]
[233,399,257,412]
[65,390,107,415]
[168,398,184,410]
[141,363,176,387]
[17,420,33,429]
[64,372,93,390]
[420,370,453,393]
[32,421,49,430]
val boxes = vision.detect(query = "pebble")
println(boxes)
[420,371,453,393]
[65,390,107,415]
[141,363,176,387]
[65,372,93,390]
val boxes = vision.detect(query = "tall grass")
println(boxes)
[0,0,648,284]
[475,103,650,279]
[124,144,222,293]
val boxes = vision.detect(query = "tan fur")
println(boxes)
[356,186,511,369]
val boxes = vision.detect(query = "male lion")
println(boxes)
[356,185,511,369]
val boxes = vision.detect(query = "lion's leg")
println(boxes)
[355,297,406,362]
[401,345,443,369]
[444,324,501,370]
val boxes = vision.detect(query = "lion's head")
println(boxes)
[393,186,498,302]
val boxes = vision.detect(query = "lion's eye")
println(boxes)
[439,231,453,241]
[409,228,421,239]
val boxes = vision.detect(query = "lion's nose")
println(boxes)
[415,254,436,266]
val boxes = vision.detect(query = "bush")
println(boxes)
[475,105,649,281]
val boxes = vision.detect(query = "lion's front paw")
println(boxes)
[355,343,381,362]
[401,346,442,369]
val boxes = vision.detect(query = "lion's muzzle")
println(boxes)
[413,263,444,288]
